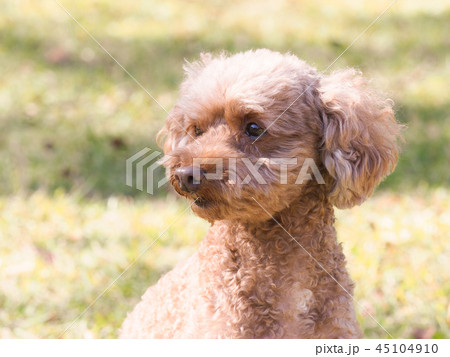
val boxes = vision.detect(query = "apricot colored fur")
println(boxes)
[120,49,402,338]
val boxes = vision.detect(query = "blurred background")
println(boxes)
[0,0,449,338]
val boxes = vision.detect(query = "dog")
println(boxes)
[120,49,402,338]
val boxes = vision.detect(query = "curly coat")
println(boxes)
[120,49,402,338]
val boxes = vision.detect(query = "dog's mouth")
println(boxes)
[170,174,220,209]
[191,194,215,208]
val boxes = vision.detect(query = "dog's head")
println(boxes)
[158,49,402,222]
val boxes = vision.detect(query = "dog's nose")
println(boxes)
[174,166,204,193]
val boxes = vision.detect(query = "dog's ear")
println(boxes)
[318,69,402,209]
[156,106,185,155]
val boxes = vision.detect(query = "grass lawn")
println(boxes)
[1,190,449,338]
[0,0,449,338]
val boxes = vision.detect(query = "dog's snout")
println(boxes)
[174,166,204,193]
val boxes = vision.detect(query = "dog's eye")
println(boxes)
[245,122,265,138]
[193,126,203,137]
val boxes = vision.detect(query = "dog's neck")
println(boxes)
[232,182,335,249]
[200,183,349,338]
[206,181,340,284]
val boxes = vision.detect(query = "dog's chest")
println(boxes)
[276,280,318,337]
[202,235,319,337]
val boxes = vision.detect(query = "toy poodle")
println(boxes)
[120,49,402,338]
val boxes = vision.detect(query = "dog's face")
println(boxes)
[159,49,401,222]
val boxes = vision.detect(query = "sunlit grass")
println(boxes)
[0,191,206,338]
[0,190,448,338]
[337,188,450,338]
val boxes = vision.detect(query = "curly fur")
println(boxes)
[120,49,402,338]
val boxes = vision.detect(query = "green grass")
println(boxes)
[1,190,448,338]
[0,0,449,338]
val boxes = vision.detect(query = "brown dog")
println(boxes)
[120,49,402,338]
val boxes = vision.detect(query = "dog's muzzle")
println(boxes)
[173,166,206,194]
